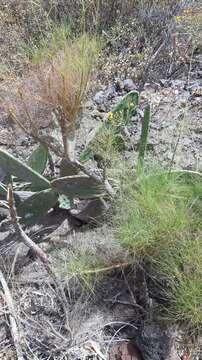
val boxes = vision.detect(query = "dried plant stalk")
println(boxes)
[2,34,99,161]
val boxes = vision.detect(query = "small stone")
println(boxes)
[135,323,172,360]
[115,79,124,91]
[170,80,186,89]
[105,84,116,99]
[110,340,143,360]
[93,91,105,105]
[85,100,94,110]
[123,78,136,92]
[91,110,105,119]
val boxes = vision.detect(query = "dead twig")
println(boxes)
[0,270,24,360]
[7,185,72,339]
[103,299,146,312]
[70,261,134,278]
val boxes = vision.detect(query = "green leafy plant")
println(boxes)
[17,189,58,225]
[0,30,105,224]
[51,175,105,199]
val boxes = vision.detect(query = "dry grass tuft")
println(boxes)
[1,31,100,159]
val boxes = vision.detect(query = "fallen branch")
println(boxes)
[0,270,24,360]
[7,185,72,339]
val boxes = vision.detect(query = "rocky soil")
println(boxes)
[0,4,202,359]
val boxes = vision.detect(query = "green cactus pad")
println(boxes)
[51,175,105,199]
[112,90,139,114]
[0,148,50,191]
[17,189,58,225]
[60,157,79,177]
[27,144,48,174]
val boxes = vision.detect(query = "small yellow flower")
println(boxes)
[175,16,182,22]
[108,112,113,121]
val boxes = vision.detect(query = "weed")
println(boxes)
[35,33,99,159]
[3,30,100,161]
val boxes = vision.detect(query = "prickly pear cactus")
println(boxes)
[27,144,48,174]
[51,175,105,199]
[17,189,58,225]
[80,91,140,163]
[0,148,50,191]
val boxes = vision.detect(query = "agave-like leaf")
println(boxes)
[51,175,105,199]
[17,189,58,225]
[27,144,48,174]
[0,148,50,191]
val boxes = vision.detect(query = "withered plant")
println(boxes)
[3,33,99,163]
[35,34,99,161]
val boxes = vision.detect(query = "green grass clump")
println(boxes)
[161,236,202,333]
[115,168,202,333]
[117,170,191,256]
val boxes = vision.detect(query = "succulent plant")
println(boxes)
[27,144,48,174]
[17,189,58,225]
[0,145,107,224]
[80,91,140,163]
[0,148,50,191]
[51,175,106,199]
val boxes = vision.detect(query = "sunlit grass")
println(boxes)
[115,168,202,333]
